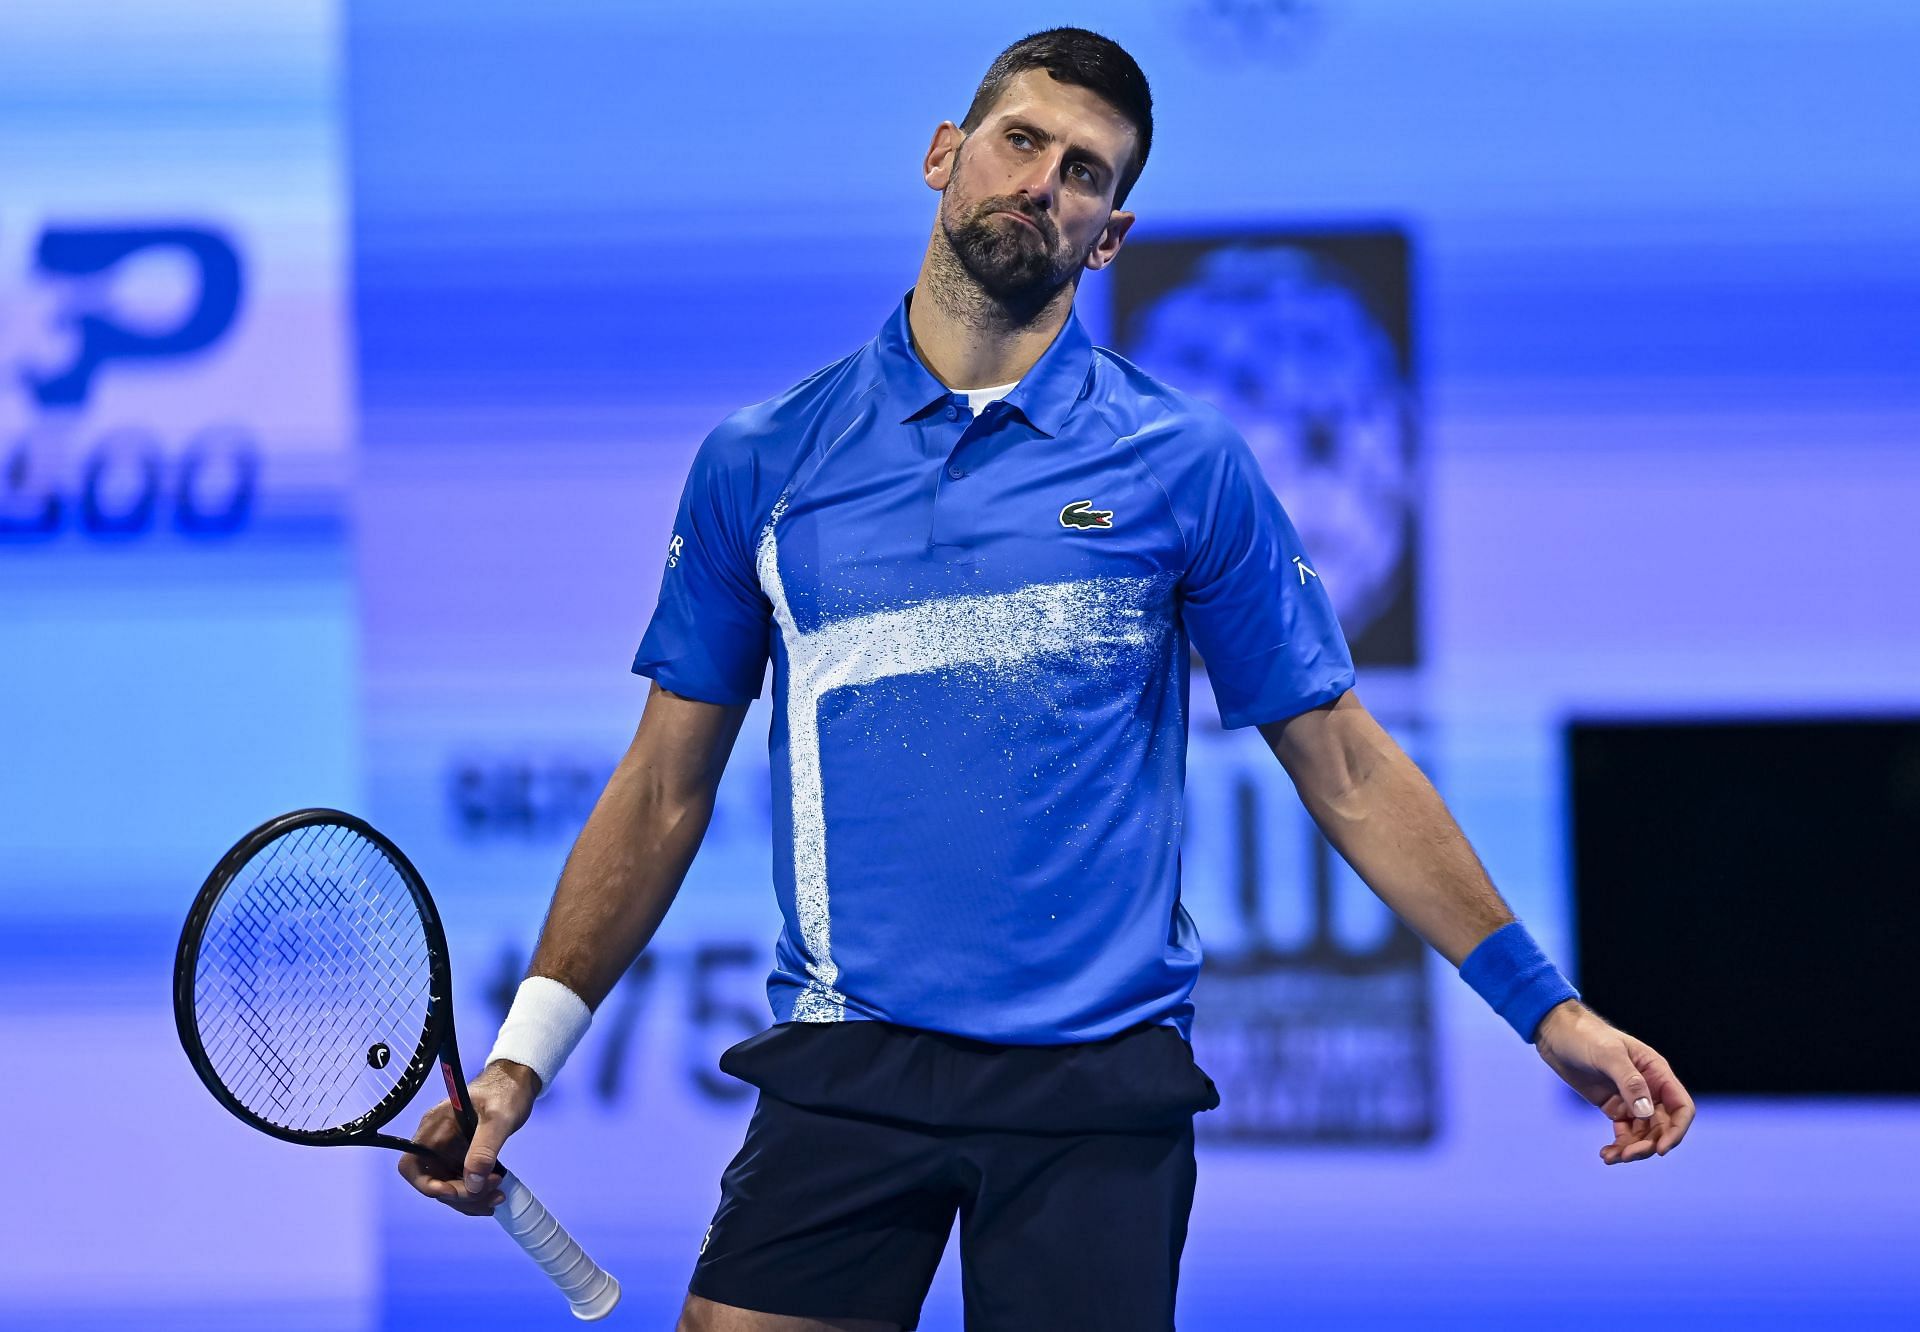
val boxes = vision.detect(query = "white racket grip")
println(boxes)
[494,1170,621,1320]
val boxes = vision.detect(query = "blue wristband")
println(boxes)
[1458,921,1580,1042]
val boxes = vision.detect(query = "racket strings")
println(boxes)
[263,828,422,1106]
[196,841,324,1100]
[273,825,433,1118]
[192,822,436,1132]
[202,824,429,1125]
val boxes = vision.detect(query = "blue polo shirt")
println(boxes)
[633,289,1354,1044]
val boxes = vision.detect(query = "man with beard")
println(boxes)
[400,27,1695,1332]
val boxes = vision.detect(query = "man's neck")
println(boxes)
[908,243,1075,390]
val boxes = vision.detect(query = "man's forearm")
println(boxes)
[1279,711,1514,966]
[524,756,717,1009]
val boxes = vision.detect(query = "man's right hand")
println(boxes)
[396,1059,542,1216]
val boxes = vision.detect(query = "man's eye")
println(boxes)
[1008,132,1031,148]
[1070,163,1093,182]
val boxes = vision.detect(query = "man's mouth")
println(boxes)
[993,210,1042,236]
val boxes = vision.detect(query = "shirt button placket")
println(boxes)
[944,396,970,479]
[930,396,973,552]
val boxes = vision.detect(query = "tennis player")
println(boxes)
[400,28,1696,1331]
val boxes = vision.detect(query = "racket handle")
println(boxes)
[494,1170,622,1320]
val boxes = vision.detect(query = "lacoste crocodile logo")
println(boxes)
[1058,499,1114,530]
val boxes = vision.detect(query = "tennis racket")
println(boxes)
[173,807,621,1321]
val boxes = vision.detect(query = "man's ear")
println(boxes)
[924,121,965,191]
[1084,210,1136,272]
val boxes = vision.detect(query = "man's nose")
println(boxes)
[1011,154,1061,213]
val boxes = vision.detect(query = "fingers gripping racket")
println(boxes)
[173,808,620,1320]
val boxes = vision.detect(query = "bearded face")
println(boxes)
[938,141,1084,303]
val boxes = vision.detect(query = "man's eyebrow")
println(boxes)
[1002,120,1116,181]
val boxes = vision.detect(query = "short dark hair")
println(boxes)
[958,28,1154,209]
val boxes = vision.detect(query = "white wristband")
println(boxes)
[485,976,593,1098]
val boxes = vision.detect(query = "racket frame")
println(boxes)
[173,806,471,1157]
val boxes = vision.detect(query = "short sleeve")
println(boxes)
[631,425,771,704]
[1180,423,1355,728]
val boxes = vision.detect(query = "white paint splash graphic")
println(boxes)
[756,495,1171,1022]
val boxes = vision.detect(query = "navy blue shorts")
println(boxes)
[687,1019,1220,1331]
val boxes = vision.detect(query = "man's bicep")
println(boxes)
[1257,688,1381,801]
[618,679,753,803]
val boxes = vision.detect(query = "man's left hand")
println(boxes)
[1533,1000,1697,1165]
